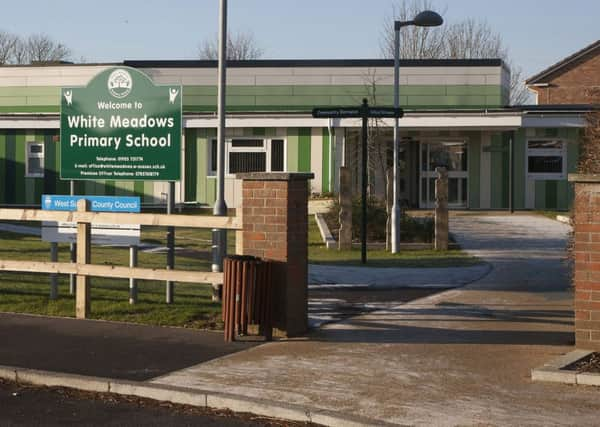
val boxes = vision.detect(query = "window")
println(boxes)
[209,138,286,175]
[527,139,566,179]
[26,141,44,178]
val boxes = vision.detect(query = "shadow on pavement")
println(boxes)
[0,313,258,381]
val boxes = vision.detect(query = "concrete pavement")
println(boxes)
[152,215,600,426]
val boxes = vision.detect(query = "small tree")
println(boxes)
[198,30,264,60]
[578,89,600,174]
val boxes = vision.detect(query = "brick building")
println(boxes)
[526,40,600,104]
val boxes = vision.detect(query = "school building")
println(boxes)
[0,42,597,210]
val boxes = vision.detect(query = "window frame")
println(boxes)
[25,141,45,178]
[208,137,287,177]
[526,138,567,180]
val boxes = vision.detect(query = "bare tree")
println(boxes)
[381,0,530,105]
[0,30,18,64]
[21,33,71,63]
[0,30,71,64]
[198,30,264,60]
[380,0,447,60]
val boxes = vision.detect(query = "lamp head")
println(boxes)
[412,10,443,27]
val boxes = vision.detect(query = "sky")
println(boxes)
[1,0,598,79]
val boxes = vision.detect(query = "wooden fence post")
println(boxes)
[338,167,352,250]
[434,167,449,251]
[76,199,91,319]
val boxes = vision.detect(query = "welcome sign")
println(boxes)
[60,66,182,181]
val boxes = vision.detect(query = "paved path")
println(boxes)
[153,215,600,426]
[309,263,490,289]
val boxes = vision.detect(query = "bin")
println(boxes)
[222,255,273,342]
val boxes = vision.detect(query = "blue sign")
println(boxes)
[41,195,141,213]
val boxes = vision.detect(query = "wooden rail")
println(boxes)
[0,208,242,229]
[0,200,237,319]
[0,260,223,284]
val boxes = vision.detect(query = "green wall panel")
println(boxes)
[184,128,197,202]
[287,129,299,172]
[467,132,480,209]
[322,128,330,193]
[545,181,558,209]
[298,128,312,172]
[0,131,5,204]
[490,133,509,209]
[513,130,526,209]
[14,131,25,204]
[534,181,546,209]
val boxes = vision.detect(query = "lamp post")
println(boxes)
[212,0,228,276]
[391,10,443,254]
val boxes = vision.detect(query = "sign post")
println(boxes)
[313,99,403,264]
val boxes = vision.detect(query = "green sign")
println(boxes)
[60,66,182,181]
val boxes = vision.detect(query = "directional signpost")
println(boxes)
[313,99,403,264]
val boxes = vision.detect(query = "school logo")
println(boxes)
[107,69,132,99]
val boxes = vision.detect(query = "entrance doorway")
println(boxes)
[420,140,468,208]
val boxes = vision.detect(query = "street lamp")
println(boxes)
[391,10,443,254]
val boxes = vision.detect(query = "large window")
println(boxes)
[420,140,468,208]
[527,139,566,179]
[26,141,44,178]
[210,138,285,175]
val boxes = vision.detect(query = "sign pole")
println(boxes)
[166,181,175,304]
[129,245,138,304]
[50,242,58,300]
[69,180,76,295]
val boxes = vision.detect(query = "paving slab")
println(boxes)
[153,215,600,426]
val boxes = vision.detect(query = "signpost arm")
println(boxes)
[212,0,228,283]
[361,99,368,265]
[166,181,175,303]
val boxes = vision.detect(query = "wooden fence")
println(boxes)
[0,199,242,318]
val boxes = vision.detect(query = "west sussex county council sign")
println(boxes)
[60,66,182,181]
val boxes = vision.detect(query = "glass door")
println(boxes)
[420,140,468,208]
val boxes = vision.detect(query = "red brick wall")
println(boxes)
[573,181,600,349]
[531,52,600,104]
[240,175,310,337]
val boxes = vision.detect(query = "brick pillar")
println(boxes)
[237,172,314,337]
[570,174,600,350]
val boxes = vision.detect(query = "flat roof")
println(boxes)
[0,58,506,69]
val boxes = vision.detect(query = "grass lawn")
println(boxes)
[0,227,227,329]
[308,217,480,268]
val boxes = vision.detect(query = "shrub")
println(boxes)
[322,196,433,243]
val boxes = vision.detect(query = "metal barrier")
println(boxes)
[223,255,273,342]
